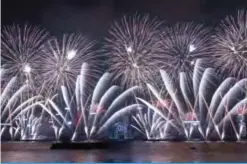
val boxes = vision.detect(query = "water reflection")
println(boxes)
[2,141,247,162]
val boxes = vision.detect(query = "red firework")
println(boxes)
[74,111,81,125]
[154,99,171,109]
[90,104,105,114]
[237,107,247,115]
[184,112,197,121]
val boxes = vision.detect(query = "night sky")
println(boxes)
[2,0,247,40]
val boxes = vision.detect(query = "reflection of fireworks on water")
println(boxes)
[1,24,49,86]
[213,10,247,78]
[40,34,101,96]
[158,23,212,80]
[104,14,162,89]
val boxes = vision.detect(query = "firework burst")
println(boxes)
[1,24,49,86]
[138,59,247,140]
[104,14,162,89]
[39,63,142,141]
[131,108,168,139]
[0,68,43,140]
[213,10,247,79]
[158,22,212,80]
[39,33,102,96]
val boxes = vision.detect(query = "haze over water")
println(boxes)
[2,141,247,162]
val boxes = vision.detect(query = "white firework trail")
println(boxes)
[0,68,43,140]
[138,59,247,141]
[131,108,168,139]
[40,63,143,141]
[10,112,42,140]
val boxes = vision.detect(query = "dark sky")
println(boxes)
[2,0,247,39]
